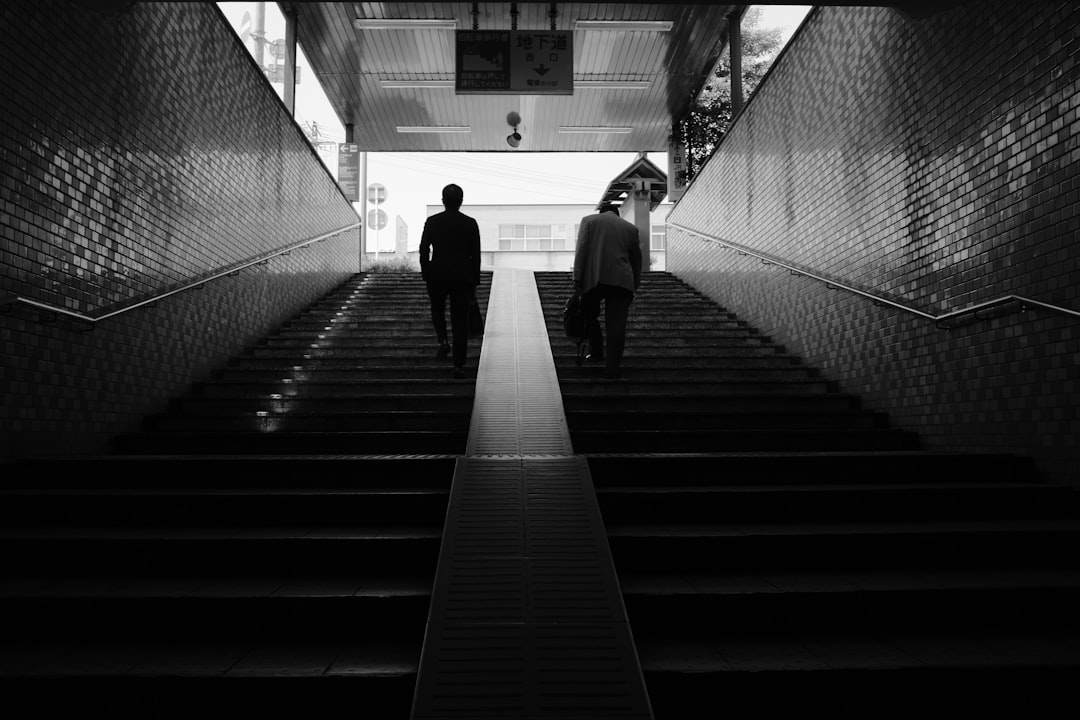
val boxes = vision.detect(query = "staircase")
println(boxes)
[0,271,490,718]
[534,270,1080,716]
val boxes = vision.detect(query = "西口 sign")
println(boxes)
[456,30,573,95]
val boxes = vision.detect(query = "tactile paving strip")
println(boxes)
[412,269,653,719]
[466,267,574,458]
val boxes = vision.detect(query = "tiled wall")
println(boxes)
[667,3,1079,487]
[0,1,360,457]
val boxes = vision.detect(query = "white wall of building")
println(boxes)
[418,203,674,272]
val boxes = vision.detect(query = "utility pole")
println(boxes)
[252,2,266,67]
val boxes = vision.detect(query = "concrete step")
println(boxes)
[112,429,469,455]
[260,327,478,340]
[542,311,748,329]
[143,411,471,433]
[562,343,787,356]
[171,395,475,414]
[550,353,804,369]
[557,377,832,395]
[569,408,888,431]
[2,528,442,574]
[585,452,1043,485]
[562,393,860,413]
[557,366,819,382]
[638,629,1080,717]
[229,354,473,367]
[0,575,432,637]
[191,379,476,398]
[0,455,458,489]
[213,366,478,381]
[282,318,470,330]
[605,518,1080,572]
[0,487,452,527]
[252,345,460,358]
[571,427,919,453]
[0,639,420,718]
[261,336,473,349]
[620,568,1080,632]
[555,325,766,339]
[596,480,1079,523]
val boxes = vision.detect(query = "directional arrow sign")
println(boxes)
[457,30,572,95]
[510,31,572,94]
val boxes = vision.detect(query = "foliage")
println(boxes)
[672,7,785,185]
[362,255,420,273]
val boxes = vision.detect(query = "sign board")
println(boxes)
[368,183,387,205]
[337,144,360,202]
[668,143,688,202]
[456,30,573,95]
[368,208,388,231]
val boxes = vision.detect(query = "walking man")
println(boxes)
[420,183,482,378]
[572,202,642,379]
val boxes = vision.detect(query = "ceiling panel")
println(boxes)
[288,3,740,151]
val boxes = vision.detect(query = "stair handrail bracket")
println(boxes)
[0,222,361,327]
[668,222,1080,328]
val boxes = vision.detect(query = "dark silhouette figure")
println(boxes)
[420,183,482,378]
[572,202,642,379]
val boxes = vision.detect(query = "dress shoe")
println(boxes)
[436,342,451,359]
[453,366,467,379]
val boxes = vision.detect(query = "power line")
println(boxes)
[369,158,610,204]
[369,152,638,197]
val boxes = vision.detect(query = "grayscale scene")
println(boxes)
[2,1,1079,718]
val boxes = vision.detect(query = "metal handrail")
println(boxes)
[0,223,361,325]
[668,222,1080,325]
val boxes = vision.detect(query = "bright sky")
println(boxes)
[217,3,811,249]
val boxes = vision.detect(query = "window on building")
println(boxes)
[497,224,568,251]
[651,225,667,251]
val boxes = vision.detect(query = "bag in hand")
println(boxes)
[562,293,585,339]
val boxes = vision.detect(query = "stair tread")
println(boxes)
[0,574,432,597]
[598,480,1064,494]
[0,526,442,539]
[619,567,1080,594]
[607,518,1080,536]
[0,488,450,497]
[157,410,470,418]
[636,627,1080,672]
[0,637,420,677]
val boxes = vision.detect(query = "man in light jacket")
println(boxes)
[572,202,642,379]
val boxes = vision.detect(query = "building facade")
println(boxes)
[422,203,673,272]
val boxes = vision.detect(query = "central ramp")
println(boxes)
[411,269,652,719]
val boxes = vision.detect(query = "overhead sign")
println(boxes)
[456,30,573,95]
[337,144,360,202]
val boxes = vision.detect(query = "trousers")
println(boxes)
[426,281,472,368]
[582,284,634,376]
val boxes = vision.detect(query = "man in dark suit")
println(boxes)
[573,202,643,379]
[419,183,482,378]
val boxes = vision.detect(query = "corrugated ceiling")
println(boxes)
[286,3,742,151]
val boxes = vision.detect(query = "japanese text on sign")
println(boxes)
[456,30,573,95]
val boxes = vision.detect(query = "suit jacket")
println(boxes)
[573,211,642,295]
[420,208,481,290]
